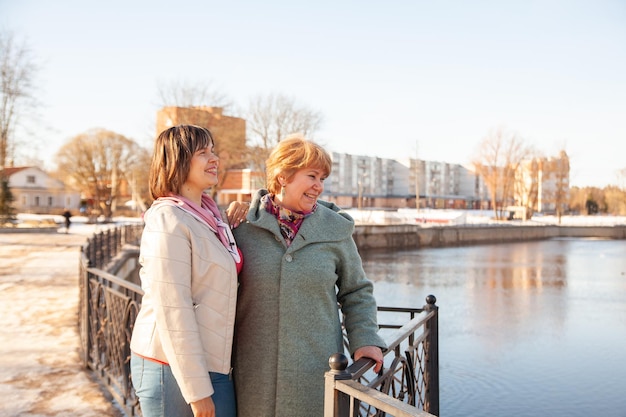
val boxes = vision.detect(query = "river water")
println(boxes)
[361,237,626,417]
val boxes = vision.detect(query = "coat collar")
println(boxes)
[248,189,355,250]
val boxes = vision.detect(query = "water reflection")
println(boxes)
[360,238,626,417]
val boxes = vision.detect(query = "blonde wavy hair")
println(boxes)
[265,135,332,195]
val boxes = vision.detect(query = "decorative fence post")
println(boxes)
[424,295,439,416]
[78,250,89,366]
[324,353,353,417]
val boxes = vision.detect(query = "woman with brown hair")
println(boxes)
[130,124,242,417]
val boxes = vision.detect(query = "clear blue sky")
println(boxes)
[2,0,625,188]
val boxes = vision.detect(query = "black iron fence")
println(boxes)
[78,225,440,417]
[327,299,439,416]
[79,224,144,417]
[82,224,144,269]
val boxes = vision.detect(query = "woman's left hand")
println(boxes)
[354,345,384,373]
[225,201,250,229]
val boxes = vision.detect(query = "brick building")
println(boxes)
[156,106,253,205]
[156,106,246,151]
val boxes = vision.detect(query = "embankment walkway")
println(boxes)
[0,231,122,417]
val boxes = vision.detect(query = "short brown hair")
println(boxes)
[149,125,215,199]
[265,135,332,195]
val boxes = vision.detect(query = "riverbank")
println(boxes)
[346,210,626,250]
[346,208,626,227]
[353,223,626,250]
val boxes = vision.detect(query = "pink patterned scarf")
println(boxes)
[155,194,242,270]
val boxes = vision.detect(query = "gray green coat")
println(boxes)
[232,189,386,417]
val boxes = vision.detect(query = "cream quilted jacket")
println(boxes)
[130,203,238,404]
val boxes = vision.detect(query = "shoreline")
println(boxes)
[353,223,626,251]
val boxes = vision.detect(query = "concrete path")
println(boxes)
[0,231,123,417]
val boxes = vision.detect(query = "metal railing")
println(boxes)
[78,224,144,417]
[78,225,439,417]
[327,297,439,417]
[82,224,144,269]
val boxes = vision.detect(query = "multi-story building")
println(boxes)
[536,151,570,214]
[324,153,482,209]
[153,107,569,214]
[156,106,251,205]
[325,153,410,208]
[320,150,567,213]
[156,106,246,150]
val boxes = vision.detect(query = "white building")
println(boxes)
[326,153,482,209]
[2,167,81,214]
[324,150,567,213]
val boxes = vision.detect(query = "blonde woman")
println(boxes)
[232,136,386,417]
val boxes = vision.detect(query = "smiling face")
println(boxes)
[277,167,327,213]
[181,144,219,202]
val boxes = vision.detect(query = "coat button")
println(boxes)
[285,254,293,262]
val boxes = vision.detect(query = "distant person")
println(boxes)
[231,135,386,417]
[130,125,244,417]
[61,209,72,233]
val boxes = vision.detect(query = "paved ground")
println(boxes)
[0,230,124,417]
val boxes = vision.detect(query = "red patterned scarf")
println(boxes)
[262,193,316,246]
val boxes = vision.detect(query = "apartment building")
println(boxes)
[324,153,482,209]
[153,107,569,213]
[320,150,569,213]
[537,151,570,214]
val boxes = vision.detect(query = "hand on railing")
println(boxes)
[354,345,384,373]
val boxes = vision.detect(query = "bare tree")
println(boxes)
[155,80,250,196]
[0,31,39,169]
[514,157,540,220]
[548,150,570,223]
[127,149,151,212]
[604,186,626,215]
[156,79,233,111]
[244,93,323,172]
[568,186,589,214]
[472,127,533,220]
[617,168,626,191]
[55,129,147,218]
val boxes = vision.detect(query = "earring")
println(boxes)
[280,183,286,198]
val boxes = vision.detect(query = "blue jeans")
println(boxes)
[130,354,236,417]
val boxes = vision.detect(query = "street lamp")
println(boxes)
[356,161,367,210]
[357,172,368,210]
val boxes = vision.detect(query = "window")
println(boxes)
[27,175,36,184]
